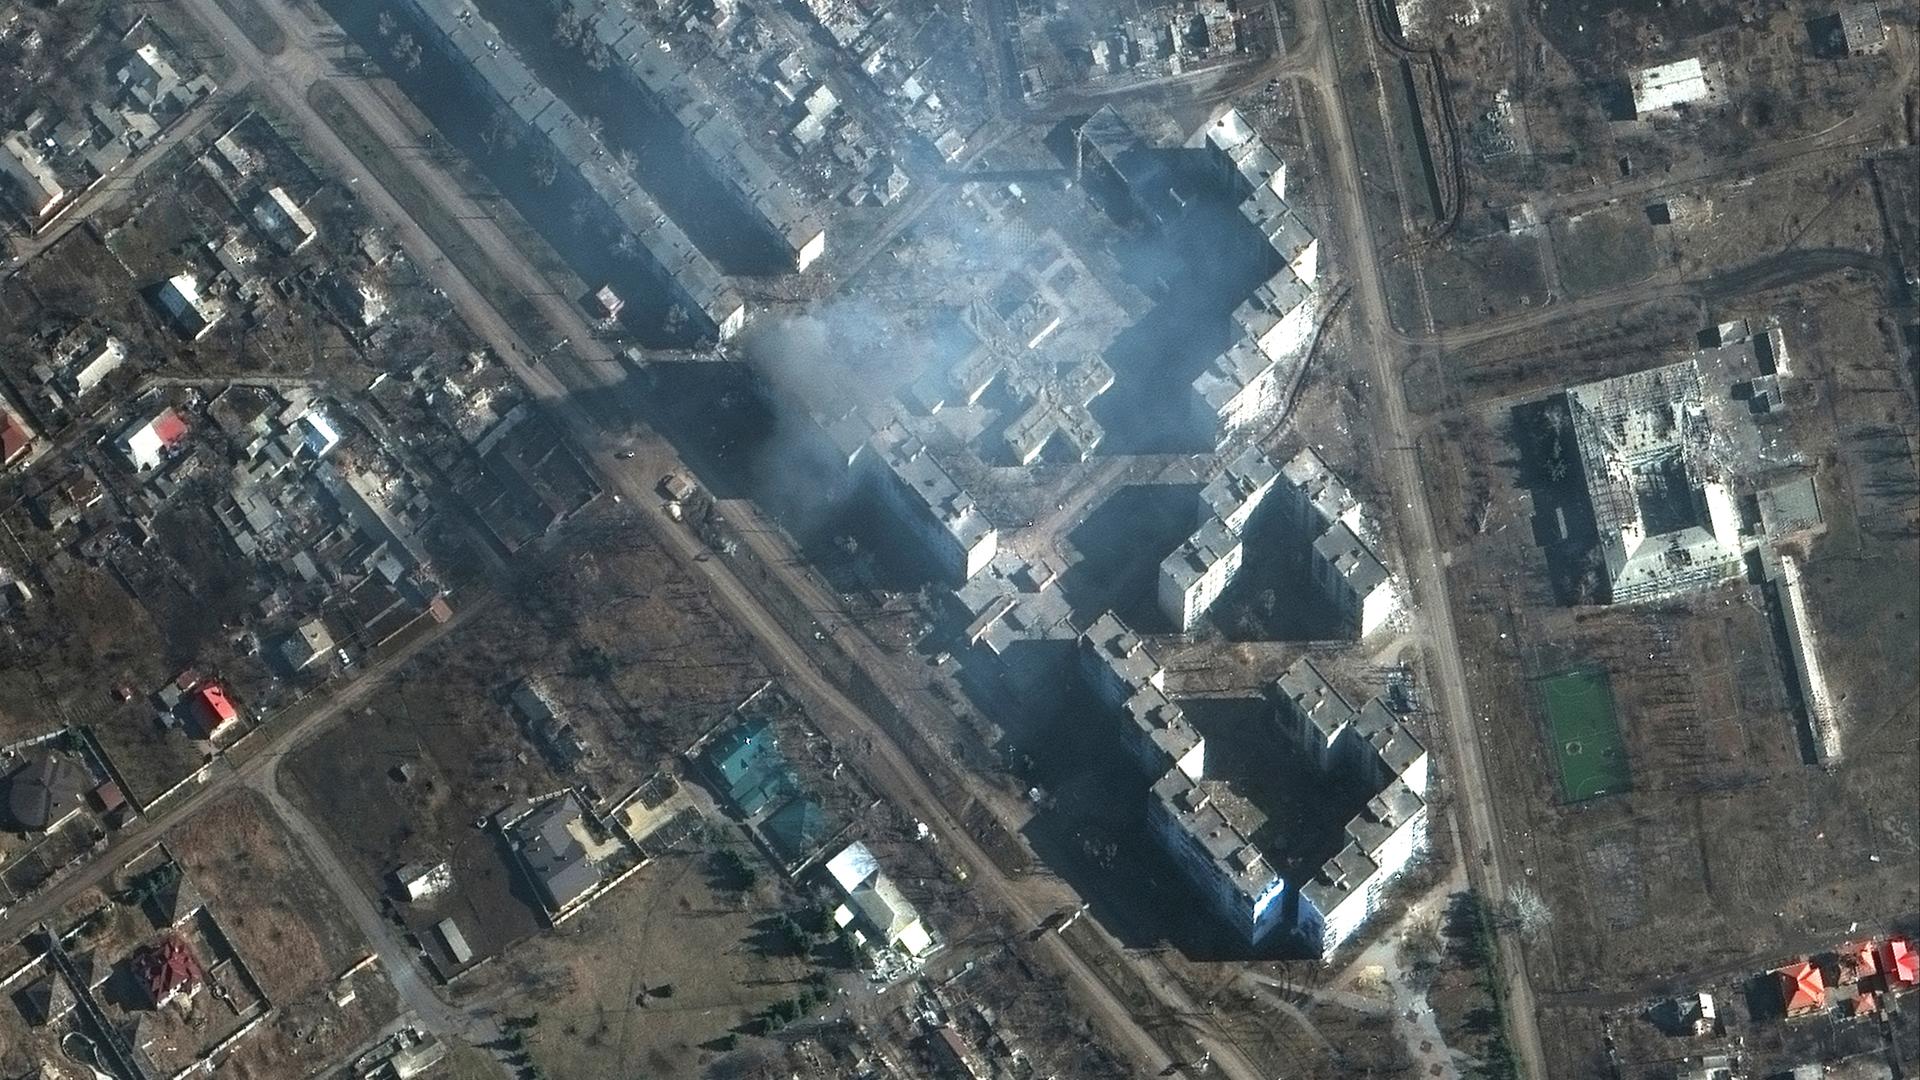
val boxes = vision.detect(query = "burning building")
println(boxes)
[856,421,998,585]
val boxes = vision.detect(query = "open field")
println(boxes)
[1540,667,1630,802]
[167,791,403,1078]
[473,843,822,1079]
[1410,267,1918,1019]
[287,508,771,961]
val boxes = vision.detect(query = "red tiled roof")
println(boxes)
[151,409,188,447]
[1781,961,1825,1015]
[136,934,203,1002]
[196,684,237,727]
[0,412,29,465]
[1882,938,1918,988]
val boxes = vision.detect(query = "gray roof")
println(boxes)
[1350,699,1426,781]
[868,423,994,556]
[1313,521,1390,599]
[515,798,602,911]
[1281,448,1358,530]
[1081,611,1163,696]
[1150,771,1280,906]
[1161,515,1241,591]
[1298,839,1378,916]
[1346,778,1424,859]
[401,0,743,332]
[435,918,473,964]
[1273,656,1355,744]
[1199,446,1279,527]
[1192,340,1274,413]
[557,0,821,260]
[1125,684,1201,774]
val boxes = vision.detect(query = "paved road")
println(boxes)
[0,593,486,944]
[160,0,1246,1073]
[1297,0,1550,1074]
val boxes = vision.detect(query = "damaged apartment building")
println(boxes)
[1078,620,1428,954]
[550,0,825,272]
[1159,445,1397,638]
[399,0,746,340]
[1076,105,1323,446]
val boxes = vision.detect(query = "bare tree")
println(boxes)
[530,151,559,189]
[1504,882,1552,940]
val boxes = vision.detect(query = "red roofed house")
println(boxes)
[1840,939,1878,984]
[134,933,204,1008]
[120,407,189,471]
[194,683,238,738]
[1881,937,1918,990]
[1780,960,1826,1017]
[0,411,30,467]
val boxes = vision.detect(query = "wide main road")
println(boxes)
[1299,0,1548,1075]
[161,0,1257,1075]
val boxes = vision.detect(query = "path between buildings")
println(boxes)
[1294,0,1549,1070]
[161,0,1256,1073]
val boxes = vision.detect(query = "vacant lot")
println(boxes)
[1413,270,1918,1017]
[475,842,822,1080]
[287,507,771,956]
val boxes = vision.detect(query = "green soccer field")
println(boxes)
[1539,668,1630,802]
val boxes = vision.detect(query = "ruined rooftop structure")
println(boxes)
[860,421,998,584]
[553,0,825,271]
[1566,359,1744,604]
[400,0,745,340]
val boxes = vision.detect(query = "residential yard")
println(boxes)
[167,791,402,1078]
[475,841,825,1080]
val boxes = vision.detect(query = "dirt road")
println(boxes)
[0,592,487,944]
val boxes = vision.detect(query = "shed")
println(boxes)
[435,918,473,965]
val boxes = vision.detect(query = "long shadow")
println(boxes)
[317,0,717,346]
[1505,395,1603,605]
[463,0,788,275]
[1207,515,1349,642]
[1058,482,1201,626]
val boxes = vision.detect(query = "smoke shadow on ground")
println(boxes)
[1059,482,1203,628]
[1504,395,1604,605]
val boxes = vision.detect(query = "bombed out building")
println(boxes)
[398,0,747,340]
[1079,619,1428,953]
[550,0,826,272]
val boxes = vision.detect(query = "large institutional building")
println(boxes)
[1565,360,1744,604]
